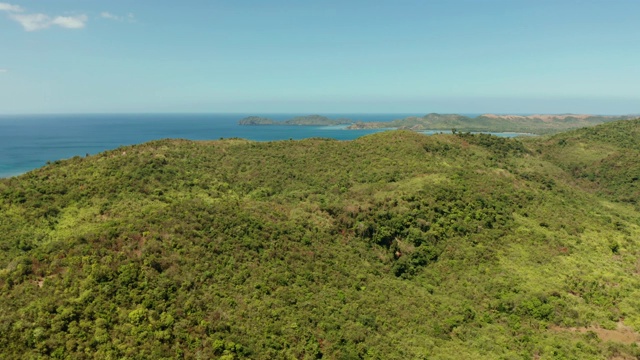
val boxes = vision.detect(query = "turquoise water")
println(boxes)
[0,113,524,178]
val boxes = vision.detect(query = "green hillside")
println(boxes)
[535,119,640,206]
[1,120,640,359]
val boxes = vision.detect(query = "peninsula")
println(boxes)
[347,113,637,134]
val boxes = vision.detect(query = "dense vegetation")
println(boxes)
[347,113,637,134]
[1,119,640,359]
[239,115,353,126]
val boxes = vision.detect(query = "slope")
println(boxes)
[535,118,640,206]
[0,125,639,359]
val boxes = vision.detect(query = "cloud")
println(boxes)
[9,13,88,31]
[0,69,8,73]
[52,15,88,29]
[10,13,49,31]
[100,12,119,20]
[0,2,23,12]
[2,3,88,31]
[100,11,135,22]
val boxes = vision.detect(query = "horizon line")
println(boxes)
[1,111,639,117]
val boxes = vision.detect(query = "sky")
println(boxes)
[0,0,639,114]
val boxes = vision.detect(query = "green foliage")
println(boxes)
[1,122,640,358]
[538,119,640,207]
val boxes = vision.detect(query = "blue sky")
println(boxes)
[0,0,638,114]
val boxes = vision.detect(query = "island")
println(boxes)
[237,116,276,125]
[239,114,354,126]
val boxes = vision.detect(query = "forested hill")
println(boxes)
[1,119,640,359]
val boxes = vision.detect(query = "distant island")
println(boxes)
[239,115,354,126]
[240,113,637,134]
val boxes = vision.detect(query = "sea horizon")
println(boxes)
[2,111,637,118]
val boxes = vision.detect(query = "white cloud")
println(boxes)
[9,13,87,31]
[10,13,49,31]
[100,11,135,23]
[0,69,8,73]
[2,3,88,31]
[100,11,119,20]
[52,14,88,29]
[0,2,23,12]
[100,11,136,23]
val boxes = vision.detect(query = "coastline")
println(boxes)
[3,112,634,179]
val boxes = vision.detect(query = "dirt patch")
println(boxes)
[552,322,640,344]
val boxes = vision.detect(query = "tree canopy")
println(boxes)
[1,119,640,359]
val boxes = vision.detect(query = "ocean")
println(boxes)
[0,113,419,178]
[0,113,520,179]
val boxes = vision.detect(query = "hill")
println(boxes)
[1,120,640,359]
[347,113,636,134]
[535,118,640,206]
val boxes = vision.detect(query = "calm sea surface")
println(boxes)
[0,113,521,178]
